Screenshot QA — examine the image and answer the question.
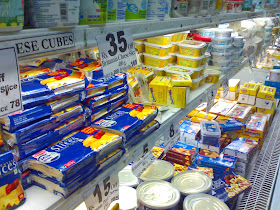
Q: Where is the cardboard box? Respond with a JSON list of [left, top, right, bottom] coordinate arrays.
[[149, 76, 170, 105], [225, 104, 253, 123], [167, 83, 187, 108], [257, 100, 276, 115]]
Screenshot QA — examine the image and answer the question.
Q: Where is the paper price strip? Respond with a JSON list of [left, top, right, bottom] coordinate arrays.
[[164, 123, 180, 151], [206, 89, 217, 113], [222, 78, 229, 98], [0, 46, 22, 117], [132, 142, 156, 177], [84, 173, 119, 210], [96, 28, 137, 78]]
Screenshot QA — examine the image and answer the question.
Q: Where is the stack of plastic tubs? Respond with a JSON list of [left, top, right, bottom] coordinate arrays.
[[264, 26, 273, 44], [231, 36, 245, 68]]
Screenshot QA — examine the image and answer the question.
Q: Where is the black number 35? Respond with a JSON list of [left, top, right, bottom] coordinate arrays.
[[106, 31, 128, 56]]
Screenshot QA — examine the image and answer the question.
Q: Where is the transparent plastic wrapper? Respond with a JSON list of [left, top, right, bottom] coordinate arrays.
[[128, 76, 145, 103]]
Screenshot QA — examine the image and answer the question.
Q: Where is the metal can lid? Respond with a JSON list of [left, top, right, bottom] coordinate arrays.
[[171, 171, 213, 196], [136, 180, 180, 209], [140, 160, 175, 181], [183, 193, 229, 210], [118, 165, 139, 187]]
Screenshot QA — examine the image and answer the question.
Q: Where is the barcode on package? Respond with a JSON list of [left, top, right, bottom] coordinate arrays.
[[60, 3, 68, 21]]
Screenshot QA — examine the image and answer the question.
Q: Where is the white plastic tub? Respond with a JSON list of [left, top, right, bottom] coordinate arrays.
[[214, 29, 233, 38], [212, 44, 232, 54], [212, 37, 232, 46], [107, 0, 127, 22]]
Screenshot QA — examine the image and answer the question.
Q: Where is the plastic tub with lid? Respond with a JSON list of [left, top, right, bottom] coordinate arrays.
[[170, 42, 179, 53], [140, 160, 175, 181], [198, 28, 215, 37], [212, 44, 232, 54], [211, 52, 232, 60], [26, 0, 80, 28], [165, 65, 194, 78], [212, 58, 231, 68], [214, 29, 233, 38], [205, 69, 221, 83], [143, 53, 170, 68], [147, 34, 173, 45], [175, 65, 205, 79], [183, 193, 229, 210], [212, 37, 232, 46], [118, 165, 139, 188], [199, 74, 208, 86], [171, 33, 182, 42], [178, 31, 189, 41], [135, 40, 145, 53], [168, 53, 177, 64], [191, 77, 203, 90], [200, 120, 221, 145], [176, 54, 204, 68], [178, 40, 207, 57], [144, 42, 172, 57], [171, 171, 213, 197], [136, 180, 181, 210], [202, 54, 211, 65]]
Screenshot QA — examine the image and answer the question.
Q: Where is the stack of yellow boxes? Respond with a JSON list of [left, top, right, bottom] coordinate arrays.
[[238, 83, 260, 105], [255, 85, 276, 110], [218, 79, 240, 101]]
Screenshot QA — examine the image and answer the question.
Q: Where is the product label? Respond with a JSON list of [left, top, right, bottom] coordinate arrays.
[[96, 28, 137, 78], [0, 46, 22, 117], [164, 123, 180, 151], [126, 0, 148, 20], [80, 0, 108, 24], [0, 0, 24, 26]]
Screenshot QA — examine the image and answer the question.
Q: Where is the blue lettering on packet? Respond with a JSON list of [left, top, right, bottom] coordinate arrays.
[[28, 127, 123, 182]]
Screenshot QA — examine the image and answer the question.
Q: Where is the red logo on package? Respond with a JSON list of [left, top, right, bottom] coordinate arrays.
[[64, 160, 76, 168], [33, 150, 47, 158], [81, 127, 98, 134]]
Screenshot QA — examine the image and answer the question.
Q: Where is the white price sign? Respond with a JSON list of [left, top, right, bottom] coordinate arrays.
[[206, 89, 217, 113], [84, 173, 119, 210], [222, 78, 229, 98], [164, 123, 180, 151], [96, 29, 137, 78], [132, 142, 156, 177], [0, 46, 22, 117]]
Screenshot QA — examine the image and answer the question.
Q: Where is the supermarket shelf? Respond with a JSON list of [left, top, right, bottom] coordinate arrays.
[[0, 10, 277, 61]]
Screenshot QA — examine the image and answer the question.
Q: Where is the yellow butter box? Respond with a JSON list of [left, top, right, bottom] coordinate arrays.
[[239, 83, 259, 95], [149, 76, 170, 105], [257, 85, 276, 100], [220, 79, 240, 92], [167, 82, 187, 108], [171, 75, 192, 87], [257, 100, 276, 115], [195, 111, 217, 120], [187, 110, 198, 118]]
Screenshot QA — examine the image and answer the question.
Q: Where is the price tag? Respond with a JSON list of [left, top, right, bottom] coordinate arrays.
[[206, 89, 217, 113], [84, 172, 119, 210], [164, 123, 180, 151], [132, 143, 156, 177], [0, 46, 22, 117], [96, 29, 137, 78], [222, 78, 229, 98]]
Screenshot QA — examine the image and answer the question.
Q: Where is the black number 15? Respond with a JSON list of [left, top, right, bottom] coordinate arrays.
[[106, 31, 128, 56]]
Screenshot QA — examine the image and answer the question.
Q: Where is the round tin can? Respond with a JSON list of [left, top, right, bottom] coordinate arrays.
[[136, 180, 180, 210], [183, 193, 230, 210], [118, 165, 139, 188], [140, 160, 175, 181], [171, 171, 213, 196]]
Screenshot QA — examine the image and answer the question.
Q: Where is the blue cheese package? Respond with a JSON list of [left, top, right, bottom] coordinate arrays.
[[92, 104, 158, 140], [31, 149, 124, 198], [2, 105, 84, 146], [84, 85, 129, 111], [12, 116, 86, 160], [88, 95, 128, 124], [215, 116, 246, 132], [28, 126, 123, 182], [0, 94, 84, 133], [21, 170, 33, 190], [21, 69, 87, 102], [86, 73, 127, 99], [0, 151, 25, 209], [124, 120, 160, 148]]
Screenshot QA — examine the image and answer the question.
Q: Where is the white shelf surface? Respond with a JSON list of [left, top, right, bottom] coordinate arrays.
[[0, 10, 277, 61]]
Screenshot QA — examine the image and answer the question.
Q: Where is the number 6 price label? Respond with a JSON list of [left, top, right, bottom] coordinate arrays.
[[96, 29, 137, 78], [84, 172, 119, 210], [0, 46, 22, 117]]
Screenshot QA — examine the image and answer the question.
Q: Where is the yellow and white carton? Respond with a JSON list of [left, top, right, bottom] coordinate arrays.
[[219, 79, 240, 101], [255, 85, 276, 109], [149, 76, 170, 105], [257, 100, 276, 115], [238, 83, 260, 105], [167, 82, 189, 108]]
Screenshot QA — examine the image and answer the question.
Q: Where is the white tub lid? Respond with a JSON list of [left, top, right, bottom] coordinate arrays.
[[176, 53, 204, 60], [212, 44, 232, 49], [119, 186, 138, 210], [171, 171, 212, 196], [140, 160, 175, 181], [212, 37, 232, 41], [183, 193, 230, 210], [178, 40, 207, 49], [205, 69, 221, 75], [118, 165, 139, 187], [143, 52, 171, 60], [211, 52, 232, 56], [136, 180, 180, 209], [214, 28, 233, 34], [144, 42, 172, 48]]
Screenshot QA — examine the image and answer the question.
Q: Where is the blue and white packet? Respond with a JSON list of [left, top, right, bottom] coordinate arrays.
[[0, 151, 25, 208], [215, 117, 246, 132], [27, 126, 123, 182], [1, 94, 84, 133]]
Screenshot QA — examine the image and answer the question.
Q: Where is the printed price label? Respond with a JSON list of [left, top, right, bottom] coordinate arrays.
[[222, 78, 229, 98], [206, 89, 217, 113], [96, 29, 137, 78], [164, 123, 180, 151], [0, 46, 22, 117], [132, 142, 156, 177], [84, 173, 119, 210]]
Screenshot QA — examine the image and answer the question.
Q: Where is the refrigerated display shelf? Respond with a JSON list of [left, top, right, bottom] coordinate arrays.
[[0, 10, 278, 61]]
